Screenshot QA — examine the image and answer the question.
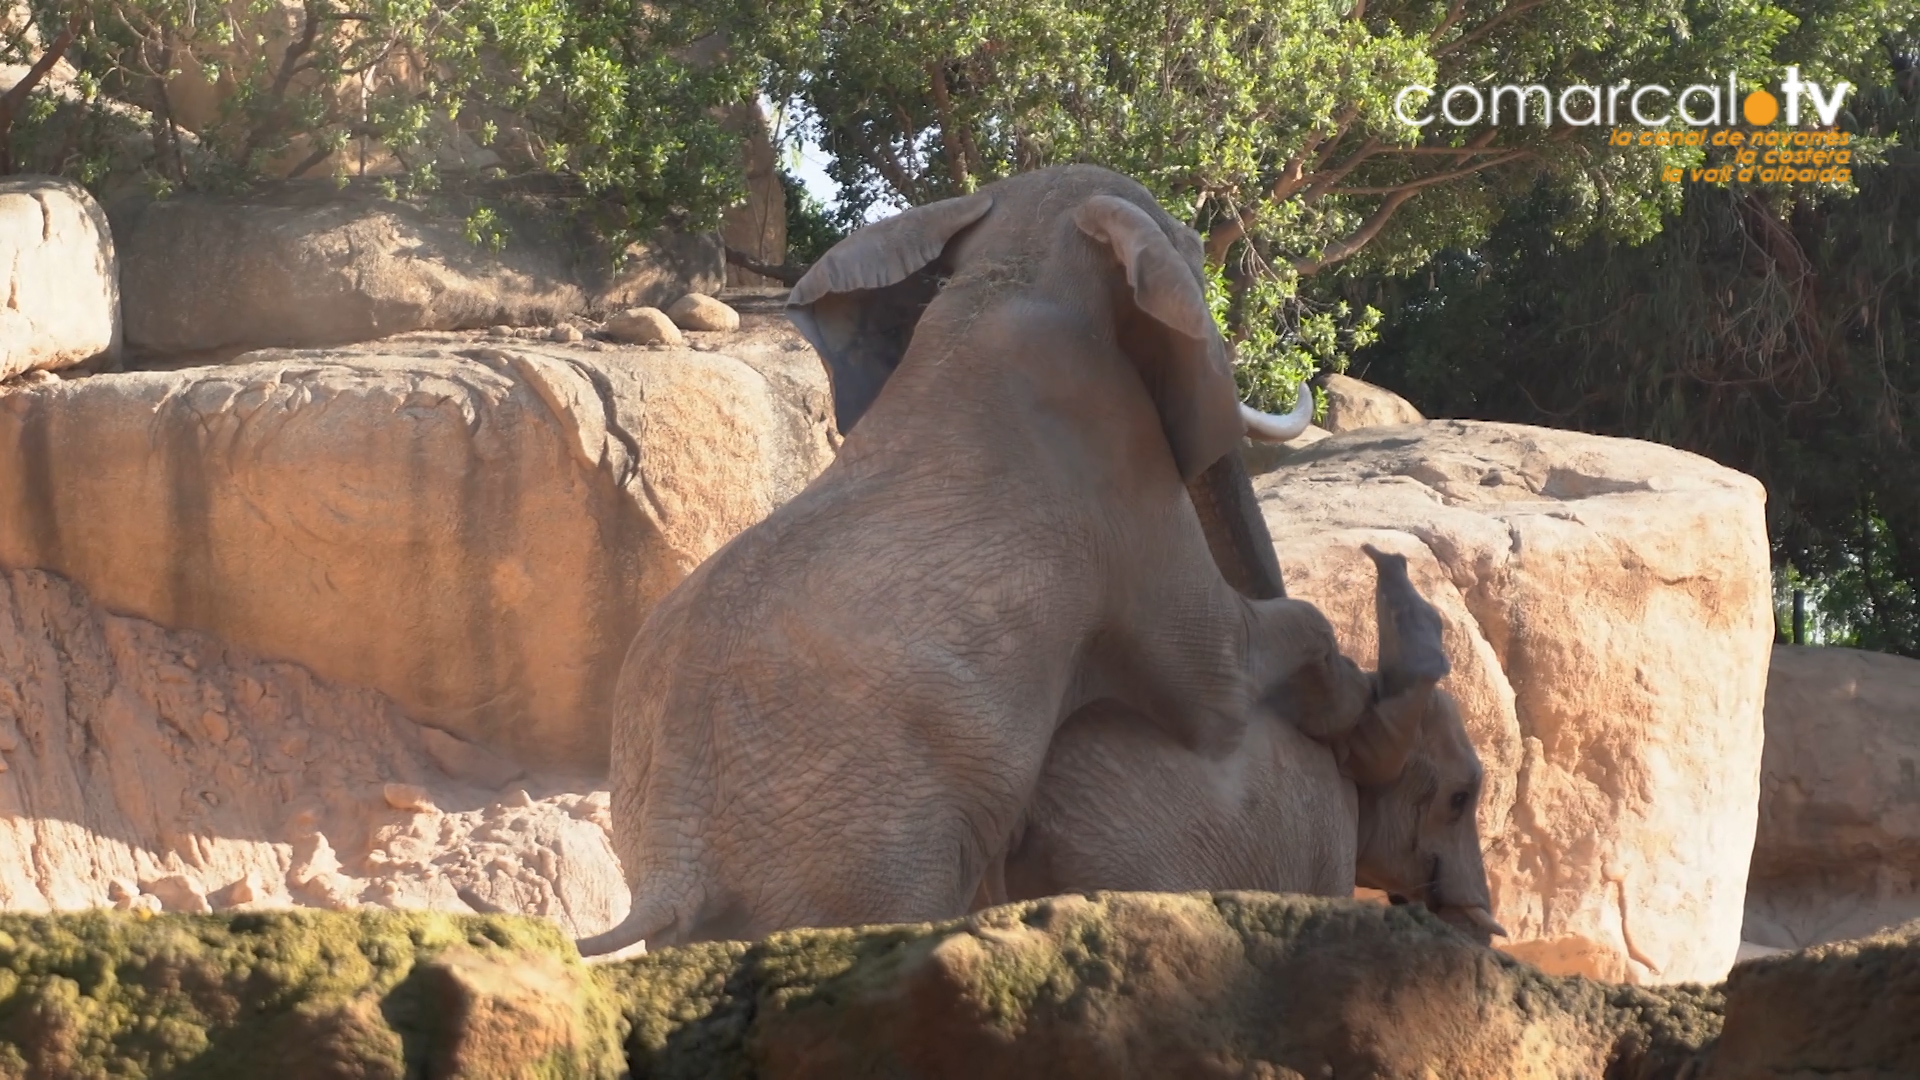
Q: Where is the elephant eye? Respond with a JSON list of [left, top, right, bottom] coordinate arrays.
[[1449, 790, 1471, 814]]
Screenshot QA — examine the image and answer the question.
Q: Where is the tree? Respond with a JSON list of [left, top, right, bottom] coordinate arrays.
[[705, 0, 1837, 410], [1344, 31, 1920, 654], [3, 0, 760, 246]]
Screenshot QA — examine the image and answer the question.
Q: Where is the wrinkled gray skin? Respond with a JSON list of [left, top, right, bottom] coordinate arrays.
[[988, 546, 1505, 943], [580, 165, 1399, 955]]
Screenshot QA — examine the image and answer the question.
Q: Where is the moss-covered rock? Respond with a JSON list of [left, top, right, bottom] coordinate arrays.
[[1701, 917, 1920, 1078], [0, 909, 622, 1079], [0, 893, 1910, 1079], [605, 892, 1722, 1080]]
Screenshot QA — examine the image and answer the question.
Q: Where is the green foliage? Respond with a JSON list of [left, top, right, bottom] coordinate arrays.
[[724, 0, 1863, 405], [3, 0, 756, 245], [1347, 33, 1920, 656], [779, 165, 846, 267], [1205, 262, 1379, 412], [0, 909, 616, 1078], [463, 205, 508, 252]]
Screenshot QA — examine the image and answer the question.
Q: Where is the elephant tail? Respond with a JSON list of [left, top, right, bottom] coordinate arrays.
[[574, 891, 682, 959]]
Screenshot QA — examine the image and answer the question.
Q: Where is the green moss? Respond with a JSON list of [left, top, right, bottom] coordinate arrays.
[[0, 910, 608, 1079], [0, 895, 1821, 1079]]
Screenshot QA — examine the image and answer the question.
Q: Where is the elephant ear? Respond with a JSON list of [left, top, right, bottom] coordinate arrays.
[[1340, 544, 1451, 787], [1073, 194, 1244, 481], [787, 192, 995, 434]]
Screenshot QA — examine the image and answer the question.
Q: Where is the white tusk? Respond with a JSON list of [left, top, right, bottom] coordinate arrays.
[[1240, 379, 1316, 443], [1462, 906, 1509, 938]]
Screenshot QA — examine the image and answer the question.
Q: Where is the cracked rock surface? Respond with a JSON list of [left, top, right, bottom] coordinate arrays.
[[0, 565, 628, 935], [1257, 421, 1774, 985]]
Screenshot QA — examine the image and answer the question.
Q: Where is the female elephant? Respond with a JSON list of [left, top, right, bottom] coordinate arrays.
[[580, 165, 1394, 955], [989, 545, 1506, 943]]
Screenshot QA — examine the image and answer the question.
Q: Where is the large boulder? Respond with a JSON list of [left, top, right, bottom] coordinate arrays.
[[109, 186, 724, 356], [0, 329, 835, 773], [1258, 421, 1775, 984], [1744, 645, 1920, 950], [1317, 372, 1423, 432], [0, 177, 119, 381], [0, 565, 627, 934]]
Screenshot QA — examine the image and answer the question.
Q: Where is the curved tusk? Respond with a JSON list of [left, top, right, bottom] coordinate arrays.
[[1462, 906, 1509, 939], [1240, 379, 1316, 444]]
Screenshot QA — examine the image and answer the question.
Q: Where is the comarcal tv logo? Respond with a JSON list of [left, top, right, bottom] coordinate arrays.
[[1394, 68, 1855, 184]]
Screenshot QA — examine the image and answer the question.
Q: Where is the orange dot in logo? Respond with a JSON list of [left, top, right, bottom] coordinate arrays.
[[1743, 90, 1779, 125]]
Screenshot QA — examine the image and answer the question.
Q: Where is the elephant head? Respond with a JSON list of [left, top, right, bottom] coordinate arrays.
[[1346, 544, 1506, 944], [785, 165, 1316, 601]]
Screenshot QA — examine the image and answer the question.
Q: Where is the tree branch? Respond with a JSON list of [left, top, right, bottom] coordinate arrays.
[[239, 0, 324, 164], [285, 142, 336, 178], [1299, 136, 1381, 203], [0, 7, 81, 173], [1292, 188, 1417, 276], [1205, 205, 1257, 263], [1327, 148, 1529, 195], [836, 121, 920, 203], [1429, 0, 1468, 44], [926, 60, 968, 190], [1436, 0, 1548, 58], [725, 245, 806, 286]]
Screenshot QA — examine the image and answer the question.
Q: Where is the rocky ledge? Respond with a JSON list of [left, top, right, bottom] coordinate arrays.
[[0, 891, 1911, 1079]]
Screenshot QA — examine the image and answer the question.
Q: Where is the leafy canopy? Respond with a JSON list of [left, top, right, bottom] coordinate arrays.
[[1344, 25, 1920, 654], [718, 0, 1838, 409], [4, 0, 761, 247]]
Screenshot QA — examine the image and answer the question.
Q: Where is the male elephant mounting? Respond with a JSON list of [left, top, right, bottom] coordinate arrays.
[[580, 164, 1378, 956], [991, 545, 1505, 943]]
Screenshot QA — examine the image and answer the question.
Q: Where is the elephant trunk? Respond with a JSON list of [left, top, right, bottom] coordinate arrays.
[[1432, 821, 1505, 945], [1184, 450, 1288, 599], [1240, 380, 1316, 443]]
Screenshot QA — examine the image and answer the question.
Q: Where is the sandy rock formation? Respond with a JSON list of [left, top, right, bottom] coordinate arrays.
[[1318, 372, 1424, 432], [1745, 645, 1920, 949], [721, 101, 790, 288], [0, 178, 120, 382], [0, 320, 835, 773], [605, 306, 685, 345], [109, 187, 723, 356], [1259, 421, 1774, 985], [0, 566, 628, 936]]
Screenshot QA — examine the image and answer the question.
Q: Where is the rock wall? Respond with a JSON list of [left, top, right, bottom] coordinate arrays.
[[1259, 421, 1775, 984], [722, 102, 790, 288], [1745, 644, 1920, 949], [0, 327, 835, 773], [109, 189, 725, 356], [0, 566, 626, 936]]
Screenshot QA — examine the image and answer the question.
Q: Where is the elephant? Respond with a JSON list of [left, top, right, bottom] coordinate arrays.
[[578, 164, 1388, 955], [987, 545, 1507, 943]]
